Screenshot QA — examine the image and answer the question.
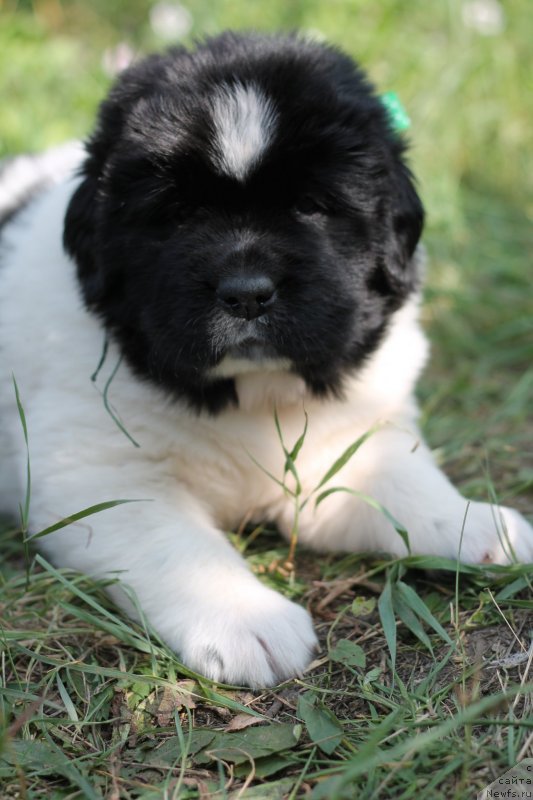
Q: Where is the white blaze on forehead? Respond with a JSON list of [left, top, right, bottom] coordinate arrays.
[[211, 83, 278, 181]]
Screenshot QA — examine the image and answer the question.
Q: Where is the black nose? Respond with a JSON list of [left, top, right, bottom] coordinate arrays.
[[216, 275, 276, 320]]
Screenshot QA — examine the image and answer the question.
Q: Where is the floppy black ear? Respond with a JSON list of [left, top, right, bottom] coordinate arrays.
[[63, 77, 132, 306], [64, 52, 175, 304], [382, 156, 424, 296]]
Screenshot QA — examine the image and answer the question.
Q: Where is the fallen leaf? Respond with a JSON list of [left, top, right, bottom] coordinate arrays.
[[226, 713, 264, 732], [329, 639, 366, 669], [297, 692, 344, 755], [142, 730, 216, 766], [194, 722, 301, 766], [229, 777, 296, 798], [235, 753, 294, 779]]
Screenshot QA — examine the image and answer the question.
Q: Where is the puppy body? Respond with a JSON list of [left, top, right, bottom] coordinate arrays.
[[1, 33, 531, 686]]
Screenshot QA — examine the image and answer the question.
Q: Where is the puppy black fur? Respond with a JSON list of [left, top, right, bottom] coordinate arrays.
[[64, 31, 424, 413]]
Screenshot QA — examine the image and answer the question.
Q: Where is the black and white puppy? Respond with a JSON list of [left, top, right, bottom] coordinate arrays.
[[0, 32, 531, 687]]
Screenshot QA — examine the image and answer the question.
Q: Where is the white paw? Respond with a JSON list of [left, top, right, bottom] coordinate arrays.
[[452, 502, 533, 565], [161, 583, 318, 688]]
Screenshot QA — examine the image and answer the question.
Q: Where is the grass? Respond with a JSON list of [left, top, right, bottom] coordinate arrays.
[[1, 0, 532, 797]]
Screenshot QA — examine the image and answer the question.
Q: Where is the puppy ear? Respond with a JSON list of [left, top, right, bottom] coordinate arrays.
[[382, 156, 424, 296], [64, 53, 180, 305], [63, 75, 133, 305]]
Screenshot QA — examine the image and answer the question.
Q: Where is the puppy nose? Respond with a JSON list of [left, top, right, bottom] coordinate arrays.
[[216, 275, 276, 320]]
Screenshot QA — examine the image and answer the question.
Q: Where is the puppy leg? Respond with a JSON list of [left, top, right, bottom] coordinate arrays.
[[28, 464, 317, 687], [293, 427, 533, 564]]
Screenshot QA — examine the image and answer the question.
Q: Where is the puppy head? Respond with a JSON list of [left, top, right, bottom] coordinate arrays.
[[64, 32, 424, 412]]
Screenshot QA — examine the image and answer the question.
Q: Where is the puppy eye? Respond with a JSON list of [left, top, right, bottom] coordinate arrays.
[[294, 196, 325, 216]]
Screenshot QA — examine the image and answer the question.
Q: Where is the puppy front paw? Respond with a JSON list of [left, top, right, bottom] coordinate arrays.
[[454, 502, 533, 565], [162, 584, 319, 688]]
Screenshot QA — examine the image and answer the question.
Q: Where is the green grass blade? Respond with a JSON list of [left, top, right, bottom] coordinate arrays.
[[273, 407, 290, 461], [311, 685, 533, 797], [31, 499, 149, 540], [313, 424, 381, 492], [274, 407, 305, 494], [396, 580, 454, 645], [12, 375, 31, 530], [314, 486, 411, 553], [56, 672, 79, 723], [245, 448, 294, 495], [378, 578, 397, 671], [288, 410, 308, 463], [90, 334, 109, 383], [392, 590, 433, 653], [100, 354, 141, 448]]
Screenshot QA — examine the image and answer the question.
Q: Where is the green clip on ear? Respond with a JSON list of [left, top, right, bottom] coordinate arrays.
[[380, 91, 411, 133]]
